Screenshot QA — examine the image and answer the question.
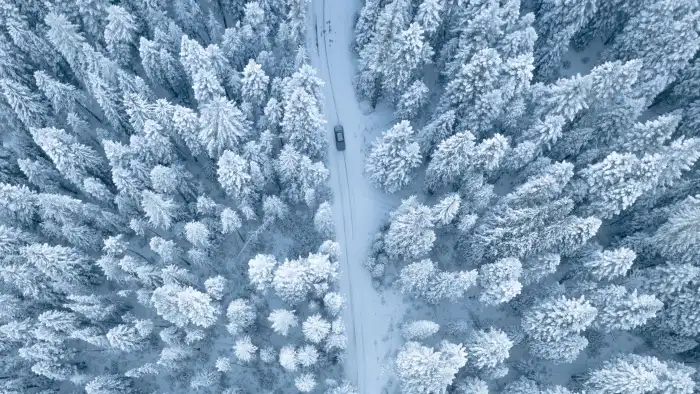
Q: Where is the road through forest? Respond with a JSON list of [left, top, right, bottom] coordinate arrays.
[[305, 0, 408, 392]]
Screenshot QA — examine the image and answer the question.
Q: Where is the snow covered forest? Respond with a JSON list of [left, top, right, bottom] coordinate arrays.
[[0, 0, 358, 393], [3, 0, 700, 392], [356, 0, 700, 393]]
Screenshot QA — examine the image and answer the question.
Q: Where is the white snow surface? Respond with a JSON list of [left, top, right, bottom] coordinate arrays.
[[306, 1, 410, 392]]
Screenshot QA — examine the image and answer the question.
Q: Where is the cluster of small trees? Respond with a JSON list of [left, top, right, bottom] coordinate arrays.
[[357, 0, 700, 393], [0, 0, 357, 393]]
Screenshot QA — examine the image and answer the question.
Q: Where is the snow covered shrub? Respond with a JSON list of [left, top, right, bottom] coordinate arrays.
[[248, 254, 277, 294], [260, 346, 277, 363], [319, 240, 341, 262], [588, 285, 662, 332], [365, 121, 422, 193], [521, 253, 561, 285], [297, 344, 320, 367], [522, 296, 597, 342], [501, 377, 541, 394], [398, 259, 477, 304], [106, 323, 151, 353], [455, 377, 489, 394], [271, 252, 338, 304], [215, 357, 232, 373], [204, 276, 227, 300], [323, 292, 345, 316], [295, 373, 317, 392], [529, 335, 588, 363], [226, 298, 256, 335], [326, 382, 359, 394], [396, 80, 429, 120], [233, 336, 258, 362], [401, 320, 440, 340], [477, 258, 523, 305], [385, 196, 436, 261], [314, 201, 335, 237], [465, 328, 513, 369], [85, 375, 137, 394], [395, 341, 467, 394], [279, 345, 299, 372], [302, 314, 331, 344], [583, 247, 636, 281], [151, 285, 220, 328]]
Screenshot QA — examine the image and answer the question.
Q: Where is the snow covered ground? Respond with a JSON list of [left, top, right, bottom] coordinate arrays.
[[305, 0, 410, 392]]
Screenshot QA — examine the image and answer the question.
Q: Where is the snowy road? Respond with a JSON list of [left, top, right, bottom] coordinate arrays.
[[305, 0, 408, 392]]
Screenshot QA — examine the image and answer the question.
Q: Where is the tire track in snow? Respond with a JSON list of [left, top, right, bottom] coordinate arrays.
[[321, 0, 340, 120], [334, 154, 361, 388], [338, 154, 364, 391], [341, 156, 356, 237]]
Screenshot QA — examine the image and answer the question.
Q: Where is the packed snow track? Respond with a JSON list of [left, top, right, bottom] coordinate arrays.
[[306, 0, 409, 392]]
